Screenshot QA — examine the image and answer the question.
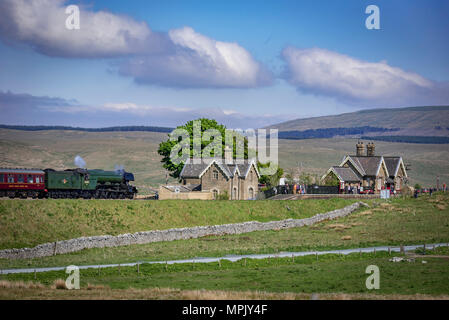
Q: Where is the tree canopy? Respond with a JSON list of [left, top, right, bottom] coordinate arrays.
[[158, 118, 251, 179]]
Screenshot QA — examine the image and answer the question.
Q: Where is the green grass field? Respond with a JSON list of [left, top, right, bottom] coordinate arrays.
[[1, 194, 448, 299], [1, 193, 448, 271], [0, 197, 356, 250], [2, 250, 449, 298]]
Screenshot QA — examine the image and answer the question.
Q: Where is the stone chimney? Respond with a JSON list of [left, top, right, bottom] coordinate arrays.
[[224, 145, 233, 164], [356, 141, 365, 156], [366, 142, 375, 156]]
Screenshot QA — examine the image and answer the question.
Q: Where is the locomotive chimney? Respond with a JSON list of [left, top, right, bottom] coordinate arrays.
[[366, 142, 375, 157], [356, 141, 365, 156]]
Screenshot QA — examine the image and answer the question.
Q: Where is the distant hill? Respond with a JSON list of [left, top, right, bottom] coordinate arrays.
[[0, 125, 173, 133], [267, 106, 449, 137]]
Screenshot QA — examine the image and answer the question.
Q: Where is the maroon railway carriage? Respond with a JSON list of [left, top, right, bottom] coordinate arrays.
[[0, 168, 46, 198]]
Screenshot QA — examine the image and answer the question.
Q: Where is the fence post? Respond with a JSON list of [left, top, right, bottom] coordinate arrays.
[[118, 264, 120, 275], [137, 263, 140, 275], [34, 269, 36, 280]]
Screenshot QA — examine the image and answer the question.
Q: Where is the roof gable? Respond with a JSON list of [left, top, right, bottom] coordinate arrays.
[[384, 157, 407, 178], [339, 156, 365, 176], [180, 158, 259, 180], [330, 166, 361, 182]]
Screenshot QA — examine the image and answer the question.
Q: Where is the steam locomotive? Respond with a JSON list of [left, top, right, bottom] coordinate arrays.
[[0, 167, 138, 199]]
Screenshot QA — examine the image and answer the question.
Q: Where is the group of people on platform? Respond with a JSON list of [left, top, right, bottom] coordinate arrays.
[[342, 184, 366, 194]]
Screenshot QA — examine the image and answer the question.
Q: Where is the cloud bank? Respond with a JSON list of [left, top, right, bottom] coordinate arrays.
[[0, 0, 157, 58], [0, 91, 286, 128], [0, 1, 447, 107], [0, 0, 272, 88], [119, 27, 272, 88], [282, 47, 449, 106]]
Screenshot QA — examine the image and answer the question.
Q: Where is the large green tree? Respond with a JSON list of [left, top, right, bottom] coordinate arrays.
[[158, 118, 251, 179]]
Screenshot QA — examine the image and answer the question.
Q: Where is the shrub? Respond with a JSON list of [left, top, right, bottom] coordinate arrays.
[[217, 191, 229, 200]]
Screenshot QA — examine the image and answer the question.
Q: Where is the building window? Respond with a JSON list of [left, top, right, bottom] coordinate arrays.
[[249, 187, 254, 199], [212, 189, 218, 199], [232, 187, 237, 200], [213, 170, 219, 180], [8, 174, 14, 183]]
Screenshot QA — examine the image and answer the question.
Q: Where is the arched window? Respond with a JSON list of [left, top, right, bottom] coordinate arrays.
[[212, 189, 218, 199], [248, 187, 254, 199], [213, 170, 219, 180], [232, 187, 237, 200]]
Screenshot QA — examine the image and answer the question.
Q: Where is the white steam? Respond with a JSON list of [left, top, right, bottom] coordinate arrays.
[[74, 155, 86, 168]]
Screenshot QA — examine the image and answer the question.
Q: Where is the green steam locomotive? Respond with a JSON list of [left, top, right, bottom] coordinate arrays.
[[44, 168, 138, 199], [0, 167, 138, 199]]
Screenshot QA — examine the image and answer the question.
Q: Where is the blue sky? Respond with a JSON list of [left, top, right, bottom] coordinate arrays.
[[0, 0, 448, 128]]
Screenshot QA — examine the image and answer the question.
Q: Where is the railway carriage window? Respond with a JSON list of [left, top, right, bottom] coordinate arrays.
[[27, 175, 33, 183], [0, 174, 3, 183], [36, 176, 40, 183], [18, 174, 24, 183], [8, 174, 14, 183]]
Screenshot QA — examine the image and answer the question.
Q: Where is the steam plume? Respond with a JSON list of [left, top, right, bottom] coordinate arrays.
[[74, 155, 86, 168]]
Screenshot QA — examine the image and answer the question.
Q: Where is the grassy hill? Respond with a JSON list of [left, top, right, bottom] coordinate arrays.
[[0, 198, 355, 250], [267, 106, 449, 137], [1, 129, 448, 188]]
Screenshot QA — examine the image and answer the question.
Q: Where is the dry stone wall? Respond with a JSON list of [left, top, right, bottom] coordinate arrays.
[[0, 202, 367, 260]]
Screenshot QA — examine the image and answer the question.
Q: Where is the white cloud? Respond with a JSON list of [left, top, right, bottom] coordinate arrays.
[[119, 27, 273, 88], [281, 47, 449, 105], [0, 1, 272, 88], [0, 0, 156, 57]]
